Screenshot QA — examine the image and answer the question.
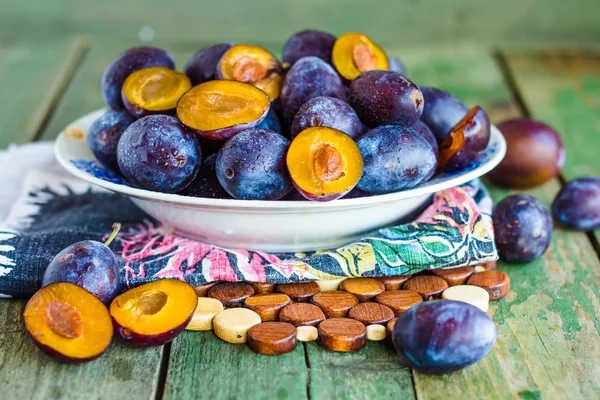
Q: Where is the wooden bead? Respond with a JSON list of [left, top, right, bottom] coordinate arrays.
[[247, 322, 298, 355], [431, 266, 474, 286], [310, 291, 358, 318], [348, 302, 395, 325], [279, 303, 326, 327], [467, 270, 510, 301], [208, 282, 254, 307], [366, 324, 386, 341], [386, 317, 397, 348], [375, 290, 423, 316], [296, 326, 319, 342], [213, 308, 261, 344], [442, 285, 490, 312], [185, 297, 224, 331], [403, 275, 448, 299], [375, 275, 411, 291], [244, 293, 291, 321], [193, 281, 220, 297], [249, 282, 275, 295], [318, 318, 366, 352], [315, 278, 346, 291], [276, 281, 320, 302], [474, 261, 497, 273], [339, 278, 385, 301]]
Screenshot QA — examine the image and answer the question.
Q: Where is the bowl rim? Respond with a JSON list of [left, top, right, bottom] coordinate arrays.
[[55, 109, 506, 210]]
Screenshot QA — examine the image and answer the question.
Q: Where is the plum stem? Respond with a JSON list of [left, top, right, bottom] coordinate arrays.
[[104, 223, 121, 247]]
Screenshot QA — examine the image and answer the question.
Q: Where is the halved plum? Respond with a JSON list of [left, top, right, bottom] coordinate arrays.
[[332, 32, 388, 81], [110, 279, 197, 347], [287, 126, 363, 201], [216, 44, 283, 101], [121, 67, 191, 118], [185, 43, 234, 86], [23, 282, 113, 363], [176, 80, 271, 141]]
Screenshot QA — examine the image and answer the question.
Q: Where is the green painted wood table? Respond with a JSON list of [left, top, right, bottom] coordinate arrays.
[[0, 38, 599, 400]]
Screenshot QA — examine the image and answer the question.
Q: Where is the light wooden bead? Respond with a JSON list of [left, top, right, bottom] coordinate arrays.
[[375, 275, 411, 291], [244, 293, 291, 321], [296, 326, 319, 342], [318, 318, 366, 352], [213, 308, 261, 344], [247, 322, 298, 355], [185, 297, 224, 331], [310, 291, 358, 318], [442, 285, 490, 312], [340, 278, 385, 301], [366, 324, 386, 341], [276, 281, 320, 302], [315, 278, 347, 291]]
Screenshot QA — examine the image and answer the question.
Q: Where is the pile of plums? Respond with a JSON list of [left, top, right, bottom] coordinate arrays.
[[88, 30, 492, 202]]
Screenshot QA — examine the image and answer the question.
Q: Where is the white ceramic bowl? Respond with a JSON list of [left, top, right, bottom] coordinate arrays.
[[55, 109, 505, 252]]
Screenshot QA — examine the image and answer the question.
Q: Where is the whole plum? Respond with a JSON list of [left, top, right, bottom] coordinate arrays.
[[420, 87, 468, 142], [102, 47, 175, 109], [493, 194, 553, 263], [282, 30, 336, 66], [413, 121, 439, 158], [357, 125, 436, 194], [291, 96, 362, 139], [348, 70, 423, 128], [280, 56, 346, 127], [388, 56, 406, 75], [87, 109, 136, 173], [179, 154, 231, 199], [257, 107, 283, 135], [117, 115, 201, 193], [393, 300, 497, 375], [552, 177, 600, 230], [488, 118, 565, 188], [216, 129, 293, 200], [184, 43, 233, 86]]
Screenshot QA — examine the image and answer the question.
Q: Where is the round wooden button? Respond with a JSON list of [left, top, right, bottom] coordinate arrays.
[[208, 282, 254, 307], [249, 282, 275, 295], [193, 281, 220, 297], [366, 324, 386, 341], [403, 276, 448, 299], [297, 326, 319, 342], [386, 317, 397, 348], [213, 308, 261, 344], [467, 270, 510, 301], [474, 261, 497, 273], [339, 278, 385, 301], [348, 302, 395, 325], [318, 318, 366, 352], [185, 297, 224, 331], [431, 266, 474, 286], [276, 281, 320, 302], [375, 290, 423, 316], [310, 291, 358, 318], [279, 303, 326, 327], [247, 322, 298, 355], [244, 293, 291, 321], [315, 278, 346, 291], [376, 275, 411, 291], [442, 285, 490, 312]]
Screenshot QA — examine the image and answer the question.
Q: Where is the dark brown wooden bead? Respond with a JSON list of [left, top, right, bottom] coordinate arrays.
[[339, 278, 385, 302], [474, 260, 497, 273], [247, 322, 298, 355], [208, 282, 254, 307], [193, 281, 220, 297], [375, 275, 411, 291], [348, 302, 395, 325], [431, 266, 474, 286], [318, 318, 366, 352], [375, 290, 423, 316], [310, 291, 358, 318], [275, 281, 320, 302], [279, 303, 326, 327], [244, 294, 291, 321], [386, 317, 397, 348], [403, 275, 448, 299], [467, 270, 510, 301], [249, 282, 276, 295]]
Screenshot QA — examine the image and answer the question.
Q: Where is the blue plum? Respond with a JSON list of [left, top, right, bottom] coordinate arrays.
[[552, 177, 600, 231], [256, 107, 283, 135], [420, 87, 468, 142], [291, 96, 362, 139], [179, 154, 231, 199], [413, 120, 439, 158], [117, 115, 201, 193], [184, 43, 233, 86], [282, 30, 336, 66], [493, 194, 553, 263], [357, 125, 437, 194], [393, 300, 497, 375], [388, 56, 406, 75], [87, 109, 136, 173], [216, 129, 293, 200]]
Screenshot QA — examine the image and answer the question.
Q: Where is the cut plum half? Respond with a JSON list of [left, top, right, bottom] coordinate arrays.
[[23, 282, 113, 363], [332, 32, 388, 81], [110, 279, 197, 347]]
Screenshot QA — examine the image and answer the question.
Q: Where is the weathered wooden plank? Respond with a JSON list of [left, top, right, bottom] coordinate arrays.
[[0, 38, 86, 148], [0, 299, 164, 400], [164, 331, 309, 400]]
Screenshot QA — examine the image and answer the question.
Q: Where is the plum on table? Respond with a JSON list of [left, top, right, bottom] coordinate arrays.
[[552, 177, 600, 231]]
